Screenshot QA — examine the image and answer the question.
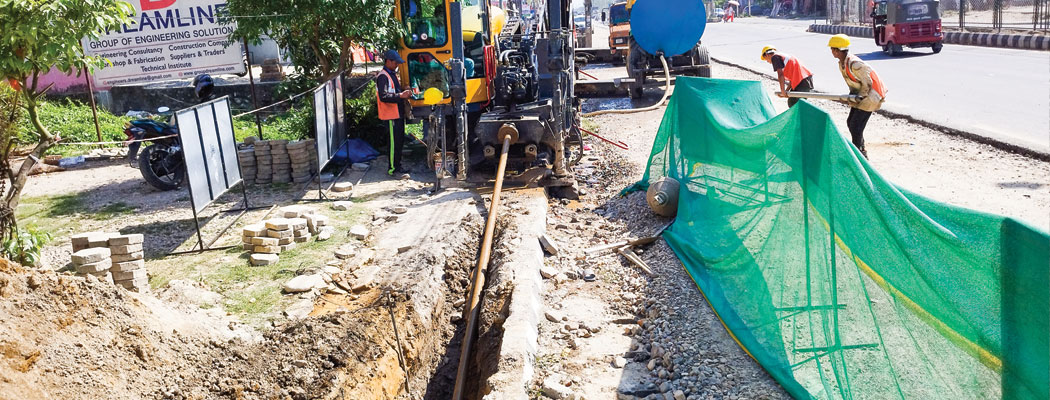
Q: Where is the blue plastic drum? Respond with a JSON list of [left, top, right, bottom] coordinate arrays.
[[630, 0, 707, 56]]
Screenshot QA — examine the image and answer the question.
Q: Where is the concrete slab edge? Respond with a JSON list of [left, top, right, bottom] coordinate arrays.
[[808, 23, 1050, 51], [711, 56, 1050, 162], [483, 193, 549, 399]]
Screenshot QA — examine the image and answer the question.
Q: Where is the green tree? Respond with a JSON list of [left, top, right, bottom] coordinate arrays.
[[0, 0, 133, 242], [224, 0, 402, 80]]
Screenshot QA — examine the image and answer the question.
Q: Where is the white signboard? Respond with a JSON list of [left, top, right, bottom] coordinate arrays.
[[82, 0, 245, 88], [175, 96, 241, 213]]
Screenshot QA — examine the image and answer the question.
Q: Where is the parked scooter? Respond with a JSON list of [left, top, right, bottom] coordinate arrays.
[[124, 74, 214, 191]]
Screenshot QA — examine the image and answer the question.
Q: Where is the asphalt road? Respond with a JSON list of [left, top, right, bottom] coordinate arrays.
[[700, 18, 1050, 154]]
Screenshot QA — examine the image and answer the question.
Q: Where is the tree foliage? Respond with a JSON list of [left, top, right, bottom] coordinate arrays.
[[0, 0, 133, 244], [224, 0, 402, 80]]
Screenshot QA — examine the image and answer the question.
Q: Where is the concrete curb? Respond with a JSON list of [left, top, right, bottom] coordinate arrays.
[[482, 190, 548, 399], [809, 23, 1050, 51], [712, 56, 1050, 161]]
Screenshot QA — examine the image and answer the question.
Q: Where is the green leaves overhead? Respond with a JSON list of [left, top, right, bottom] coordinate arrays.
[[0, 0, 134, 81], [224, 0, 402, 79]]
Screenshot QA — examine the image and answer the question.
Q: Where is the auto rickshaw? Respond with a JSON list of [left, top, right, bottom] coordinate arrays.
[[872, 0, 943, 55]]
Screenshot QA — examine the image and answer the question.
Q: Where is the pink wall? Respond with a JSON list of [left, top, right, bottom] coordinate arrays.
[[33, 67, 90, 94]]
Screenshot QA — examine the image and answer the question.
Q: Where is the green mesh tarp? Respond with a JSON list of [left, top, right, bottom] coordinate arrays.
[[628, 77, 1049, 399]]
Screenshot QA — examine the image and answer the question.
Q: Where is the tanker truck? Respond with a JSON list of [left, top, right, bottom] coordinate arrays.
[[623, 0, 711, 98]]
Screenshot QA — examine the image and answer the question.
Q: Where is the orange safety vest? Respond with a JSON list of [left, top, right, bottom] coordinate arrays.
[[778, 53, 813, 90], [843, 55, 887, 98], [375, 68, 401, 121]]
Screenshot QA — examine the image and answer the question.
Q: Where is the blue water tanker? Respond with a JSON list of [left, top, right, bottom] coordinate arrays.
[[622, 0, 711, 99]]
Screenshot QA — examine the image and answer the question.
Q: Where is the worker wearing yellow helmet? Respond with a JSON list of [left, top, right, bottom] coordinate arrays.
[[828, 34, 887, 159], [760, 45, 814, 108]]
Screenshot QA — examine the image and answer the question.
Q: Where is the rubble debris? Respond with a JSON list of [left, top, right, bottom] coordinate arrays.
[[282, 274, 326, 293], [348, 225, 369, 240], [332, 182, 354, 193], [332, 201, 353, 211], [538, 234, 560, 256]]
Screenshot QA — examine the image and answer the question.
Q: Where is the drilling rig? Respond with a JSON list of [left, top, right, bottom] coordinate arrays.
[[392, 0, 582, 197]]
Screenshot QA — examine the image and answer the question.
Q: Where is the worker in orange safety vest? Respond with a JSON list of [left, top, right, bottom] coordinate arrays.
[[828, 34, 887, 159], [376, 49, 413, 179], [760, 45, 814, 108]]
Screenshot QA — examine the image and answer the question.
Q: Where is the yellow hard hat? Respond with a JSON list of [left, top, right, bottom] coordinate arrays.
[[422, 87, 444, 105], [828, 34, 851, 49], [760, 45, 776, 60]]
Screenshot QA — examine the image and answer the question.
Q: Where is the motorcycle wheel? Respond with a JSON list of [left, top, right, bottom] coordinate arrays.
[[139, 144, 185, 191]]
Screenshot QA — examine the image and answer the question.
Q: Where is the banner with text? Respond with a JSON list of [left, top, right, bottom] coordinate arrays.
[[82, 0, 245, 89]]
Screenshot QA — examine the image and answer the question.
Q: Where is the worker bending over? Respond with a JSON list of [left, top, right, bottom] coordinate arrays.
[[828, 34, 887, 158], [376, 50, 413, 179], [760, 46, 814, 108]]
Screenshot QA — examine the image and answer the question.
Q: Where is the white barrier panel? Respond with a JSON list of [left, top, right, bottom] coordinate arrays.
[[176, 96, 242, 213], [313, 74, 346, 171]]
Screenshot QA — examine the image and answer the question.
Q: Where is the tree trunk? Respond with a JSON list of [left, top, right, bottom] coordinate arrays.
[[5, 91, 56, 236], [338, 37, 355, 73]]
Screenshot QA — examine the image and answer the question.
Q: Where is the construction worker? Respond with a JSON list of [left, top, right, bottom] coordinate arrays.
[[376, 49, 413, 179], [760, 46, 814, 108], [828, 34, 887, 158]]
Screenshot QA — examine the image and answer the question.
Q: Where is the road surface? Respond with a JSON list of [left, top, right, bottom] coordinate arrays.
[[700, 18, 1050, 154]]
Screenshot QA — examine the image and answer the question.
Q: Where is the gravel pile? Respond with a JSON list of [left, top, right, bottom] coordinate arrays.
[[530, 137, 789, 399]]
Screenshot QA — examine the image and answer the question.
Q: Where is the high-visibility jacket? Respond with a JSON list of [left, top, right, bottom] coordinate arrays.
[[839, 54, 887, 112], [375, 68, 403, 121], [776, 53, 813, 90]]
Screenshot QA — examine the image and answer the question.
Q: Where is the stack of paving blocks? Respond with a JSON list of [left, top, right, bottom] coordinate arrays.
[[287, 140, 314, 184], [260, 58, 285, 82], [253, 140, 273, 185], [238, 148, 257, 184], [72, 246, 113, 283], [241, 206, 330, 266], [270, 140, 292, 183], [70, 232, 147, 291], [109, 234, 147, 292]]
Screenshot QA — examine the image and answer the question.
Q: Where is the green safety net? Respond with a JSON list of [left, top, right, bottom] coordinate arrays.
[[626, 77, 1049, 399]]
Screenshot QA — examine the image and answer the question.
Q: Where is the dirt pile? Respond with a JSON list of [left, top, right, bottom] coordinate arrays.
[[0, 210, 483, 400]]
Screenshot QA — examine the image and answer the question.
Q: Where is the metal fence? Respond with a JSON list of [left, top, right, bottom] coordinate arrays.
[[827, 0, 1050, 31]]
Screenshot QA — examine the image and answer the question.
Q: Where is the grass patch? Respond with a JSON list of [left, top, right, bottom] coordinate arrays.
[[93, 202, 137, 220], [146, 201, 369, 323], [16, 195, 139, 241]]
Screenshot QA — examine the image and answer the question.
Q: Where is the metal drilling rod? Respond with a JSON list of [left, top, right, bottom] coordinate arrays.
[[452, 134, 512, 400]]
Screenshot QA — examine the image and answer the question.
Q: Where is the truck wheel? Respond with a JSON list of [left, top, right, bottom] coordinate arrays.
[[932, 42, 943, 53], [887, 42, 899, 56], [694, 44, 711, 77]]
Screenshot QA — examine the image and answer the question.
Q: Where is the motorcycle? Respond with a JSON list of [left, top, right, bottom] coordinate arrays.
[[124, 106, 185, 191]]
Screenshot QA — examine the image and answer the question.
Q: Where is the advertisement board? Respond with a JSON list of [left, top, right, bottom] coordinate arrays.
[[175, 96, 242, 213], [82, 0, 245, 88]]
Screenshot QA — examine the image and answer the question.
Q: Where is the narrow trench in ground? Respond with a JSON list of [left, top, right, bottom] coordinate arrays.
[[421, 217, 514, 400]]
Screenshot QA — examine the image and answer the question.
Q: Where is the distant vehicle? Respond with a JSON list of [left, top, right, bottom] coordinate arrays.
[[872, 0, 943, 55], [574, 14, 587, 29], [608, 1, 632, 50], [712, 7, 726, 20]]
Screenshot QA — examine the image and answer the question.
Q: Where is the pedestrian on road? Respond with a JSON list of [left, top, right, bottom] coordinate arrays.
[[828, 34, 887, 158], [760, 46, 814, 108], [376, 49, 413, 179]]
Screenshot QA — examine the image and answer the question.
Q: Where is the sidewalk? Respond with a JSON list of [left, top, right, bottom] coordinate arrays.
[[809, 23, 1050, 51]]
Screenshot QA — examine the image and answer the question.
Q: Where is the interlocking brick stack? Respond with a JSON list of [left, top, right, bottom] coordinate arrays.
[[71, 231, 117, 253], [237, 148, 256, 184], [287, 140, 313, 184], [71, 247, 113, 283], [253, 140, 273, 185], [108, 234, 148, 292], [241, 207, 333, 265], [270, 139, 292, 183]]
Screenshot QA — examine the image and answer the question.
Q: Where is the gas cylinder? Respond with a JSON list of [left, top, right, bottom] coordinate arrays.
[[646, 177, 680, 217]]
